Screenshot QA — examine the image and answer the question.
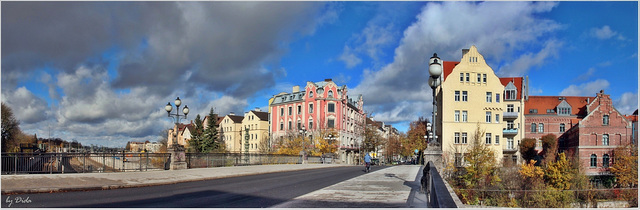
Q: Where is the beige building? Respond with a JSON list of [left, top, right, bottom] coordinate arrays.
[[168, 123, 193, 147], [437, 46, 527, 166], [219, 109, 269, 153]]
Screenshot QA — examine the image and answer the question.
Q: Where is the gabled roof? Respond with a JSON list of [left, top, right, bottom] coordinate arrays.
[[225, 115, 244, 123], [499, 77, 524, 100], [525, 96, 595, 116], [251, 110, 269, 121]]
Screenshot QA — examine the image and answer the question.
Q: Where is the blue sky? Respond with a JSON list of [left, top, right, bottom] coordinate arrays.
[[2, 1, 637, 148]]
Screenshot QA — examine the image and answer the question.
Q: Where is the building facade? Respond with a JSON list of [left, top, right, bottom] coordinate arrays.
[[269, 79, 365, 164], [240, 110, 270, 154], [219, 114, 245, 153], [437, 46, 527, 166]]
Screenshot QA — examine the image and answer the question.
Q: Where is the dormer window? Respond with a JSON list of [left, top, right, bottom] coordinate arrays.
[[504, 82, 517, 100], [557, 100, 572, 116], [328, 90, 334, 98], [309, 91, 314, 98]]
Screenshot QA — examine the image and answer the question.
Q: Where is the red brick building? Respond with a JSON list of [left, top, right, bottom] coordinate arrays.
[[525, 90, 633, 177]]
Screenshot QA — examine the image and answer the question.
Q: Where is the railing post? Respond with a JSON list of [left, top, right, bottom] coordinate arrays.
[[14, 155, 17, 175], [83, 153, 86, 173]]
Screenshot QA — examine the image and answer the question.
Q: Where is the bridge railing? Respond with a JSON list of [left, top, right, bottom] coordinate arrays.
[[185, 153, 323, 168], [421, 161, 465, 208], [1, 152, 170, 174]]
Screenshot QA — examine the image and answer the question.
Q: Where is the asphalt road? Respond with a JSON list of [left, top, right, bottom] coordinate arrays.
[[1, 165, 388, 208]]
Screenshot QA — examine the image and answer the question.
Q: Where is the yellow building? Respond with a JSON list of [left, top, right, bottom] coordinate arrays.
[[219, 109, 270, 153], [437, 46, 527, 166], [241, 110, 270, 153]]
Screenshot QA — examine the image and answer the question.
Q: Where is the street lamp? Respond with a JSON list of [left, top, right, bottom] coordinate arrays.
[[428, 53, 442, 145], [299, 125, 308, 163], [165, 97, 189, 149]]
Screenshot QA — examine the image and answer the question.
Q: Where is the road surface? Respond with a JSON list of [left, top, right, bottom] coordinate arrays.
[[2, 165, 387, 208]]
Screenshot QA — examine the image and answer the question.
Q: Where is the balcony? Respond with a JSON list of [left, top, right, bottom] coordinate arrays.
[[502, 112, 518, 119], [503, 128, 518, 136], [503, 145, 518, 153]]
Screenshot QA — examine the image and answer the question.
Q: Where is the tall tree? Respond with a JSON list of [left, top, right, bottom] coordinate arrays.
[[406, 117, 429, 162], [519, 138, 538, 163], [610, 144, 638, 188], [188, 114, 205, 153], [202, 107, 224, 153], [1, 103, 21, 152], [363, 124, 383, 153], [540, 134, 557, 165]]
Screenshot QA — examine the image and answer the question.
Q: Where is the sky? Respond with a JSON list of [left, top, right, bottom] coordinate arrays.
[[1, 1, 638, 148]]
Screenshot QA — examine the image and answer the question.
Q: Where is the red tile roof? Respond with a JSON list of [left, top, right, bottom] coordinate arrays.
[[499, 77, 524, 100], [625, 115, 638, 122], [525, 96, 595, 116], [442, 61, 460, 81]]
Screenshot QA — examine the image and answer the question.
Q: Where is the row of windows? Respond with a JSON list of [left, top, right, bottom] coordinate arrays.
[[453, 91, 505, 103], [453, 111, 501, 123], [530, 123, 567, 133], [279, 119, 334, 131], [453, 132, 509, 145], [590, 154, 610, 168], [458, 72, 487, 83], [279, 103, 335, 117]]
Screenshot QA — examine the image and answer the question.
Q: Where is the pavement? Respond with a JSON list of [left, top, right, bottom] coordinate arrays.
[[1, 164, 427, 208]]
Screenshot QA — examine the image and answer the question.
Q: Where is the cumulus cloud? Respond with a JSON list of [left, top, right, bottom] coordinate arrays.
[[351, 1, 561, 123], [590, 25, 626, 40], [339, 46, 362, 68], [559, 79, 610, 96], [614, 92, 638, 115], [1, 87, 49, 124]]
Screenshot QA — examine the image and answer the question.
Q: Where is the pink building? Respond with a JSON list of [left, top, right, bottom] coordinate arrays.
[[269, 79, 365, 164]]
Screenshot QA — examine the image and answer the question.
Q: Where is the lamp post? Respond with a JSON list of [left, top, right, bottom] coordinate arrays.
[[428, 53, 442, 145], [299, 125, 307, 164], [164, 97, 189, 170]]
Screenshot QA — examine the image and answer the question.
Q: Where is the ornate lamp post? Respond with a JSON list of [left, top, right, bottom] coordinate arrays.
[[164, 97, 189, 170], [299, 125, 308, 164], [428, 53, 442, 145]]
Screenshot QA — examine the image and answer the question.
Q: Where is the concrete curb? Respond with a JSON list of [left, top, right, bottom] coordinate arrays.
[[1, 164, 351, 195]]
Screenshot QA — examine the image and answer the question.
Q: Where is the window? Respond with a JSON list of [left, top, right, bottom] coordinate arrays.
[[507, 121, 514, 129], [603, 154, 610, 168], [288, 107, 292, 115], [328, 103, 335, 113], [462, 133, 468, 144], [309, 119, 313, 129], [558, 107, 571, 115], [455, 132, 460, 144], [507, 104, 514, 112], [297, 121, 301, 130], [280, 108, 284, 116], [547, 109, 556, 114], [495, 135, 500, 144], [455, 111, 460, 122], [462, 91, 468, 101], [590, 154, 597, 167], [455, 153, 463, 167], [288, 121, 292, 130], [280, 122, 284, 130], [505, 82, 517, 100], [462, 111, 468, 122], [309, 91, 314, 98], [507, 138, 514, 149], [531, 123, 537, 133], [486, 111, 492, 123], [486, 133, 492, 144], [560, 123, 565, 132], [603, 115, 609, 125], [529, 109, 538, 114], [483, 74, 487, 83], [465, 73, 470, 82], [328, 119, 335, 128], [309, 104, 313, 113], [486, 92, 492, 102], [460, 73, 464, 82], [328, 90, 334, 98], [538, 123, 544, 133], [496, 94, 500, 103], [477, 73, 481, 82], [455, 91, 460, 101], [297, 105, 301, 115], [603, 134, 609, 146]]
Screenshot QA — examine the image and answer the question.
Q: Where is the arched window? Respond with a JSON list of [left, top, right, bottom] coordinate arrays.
[[328, 90, 334, 98], [309, 91, 314, 98], [538, 123, 544, 133], [603, 134, 609, 146], [531, 123, 537, 133], [603, 115, 609, 125], [603, 154, 610, 168], [590, 154, 597, 167], [559, 123, 565, 132]]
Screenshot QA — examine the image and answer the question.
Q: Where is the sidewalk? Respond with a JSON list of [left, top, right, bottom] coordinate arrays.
[[271, 165, 427, 208], [1, 164, 349, 194], [1, 164, 427, 208]]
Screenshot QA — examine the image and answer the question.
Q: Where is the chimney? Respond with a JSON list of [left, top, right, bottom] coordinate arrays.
[[462, 49, 470, 58], [293, 85, 300, 93], [254, 107, 261, 112], [229, 112, 235, 116], [325, 78, 332, 82]]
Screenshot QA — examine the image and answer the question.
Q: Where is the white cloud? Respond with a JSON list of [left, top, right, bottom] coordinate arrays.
[[1, 87, 49, 124], [590, 25, 622, 40], [559, 79, 610, 96], [497, 39, 563, 76], [614, 92, 638, 115], [574, 67, 596, 81], [339, 46, 362, 68]]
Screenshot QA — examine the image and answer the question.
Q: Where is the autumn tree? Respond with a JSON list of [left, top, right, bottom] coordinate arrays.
[[456, 124, 501, 205], [363, 125, 383, 153], [540, 134, 558, 165], [610, 144, 639, 188], [274, 132, 306, 156], [384, 134, 402, 163], [2, 103, 21, 152], [258, 136, 273, 154], [519, 138, 538, 163], [544, 153, 574, 190], [406, 117, 429, 163], [315, 130, 338, 155]]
